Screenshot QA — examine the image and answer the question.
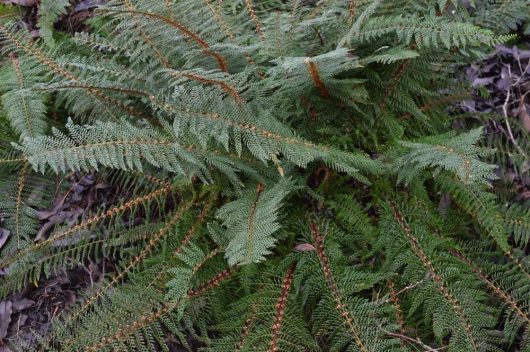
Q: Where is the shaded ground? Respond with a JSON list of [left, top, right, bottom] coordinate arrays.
[[462, 42, 530, 195], [0, 172, 119, 351]]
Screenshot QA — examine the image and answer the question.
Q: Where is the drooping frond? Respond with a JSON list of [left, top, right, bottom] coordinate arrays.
[[394, 127, 497, 185], [349, 15, 511, 49]]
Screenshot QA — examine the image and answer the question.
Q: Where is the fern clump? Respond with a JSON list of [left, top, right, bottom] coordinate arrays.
[[0, 1, 529, 351]]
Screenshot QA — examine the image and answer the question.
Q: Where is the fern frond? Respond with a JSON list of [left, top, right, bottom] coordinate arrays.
[[79, 268, 234, 352], [216, 178, 294, 266], [37, 0, 71, 47], [0, 183, 174, 273], [67, 201, 192, 326], [395, 127, 497, 185], [355, 15, 508, 49], [1, 54, 48, 140], [382, 202, 499, 352]]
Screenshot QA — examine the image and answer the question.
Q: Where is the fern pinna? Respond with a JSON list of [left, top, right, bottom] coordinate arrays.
[[0, 1, 528, 351]]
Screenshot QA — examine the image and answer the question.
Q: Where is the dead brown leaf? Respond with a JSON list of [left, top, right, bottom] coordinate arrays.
[[519, 96, 530, 133], [294, 243, 316, 252], [0, 301, 13, 340], [0, 229, 9, 251]]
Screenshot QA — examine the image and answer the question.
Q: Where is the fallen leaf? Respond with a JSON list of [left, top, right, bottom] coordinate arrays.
[[472, 76, 495, 87], [519, 96, 530, 133], [12, 299, 34, 312], [294, 243, 316, 252], [35, 193, 68, 220], [73, 0, 105, 13], [35, 212, 69, 241], [0, 301, 13, 339], [0, 229, 9, 250]]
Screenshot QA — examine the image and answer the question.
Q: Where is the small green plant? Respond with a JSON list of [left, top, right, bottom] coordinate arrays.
[[0, 1, 529, 351]]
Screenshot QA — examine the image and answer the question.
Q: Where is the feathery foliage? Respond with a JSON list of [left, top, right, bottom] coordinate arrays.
[[0, 1, 528, 351]]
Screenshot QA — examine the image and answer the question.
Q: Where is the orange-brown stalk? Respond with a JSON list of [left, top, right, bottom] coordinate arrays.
[[268, 263, 296, 352], [85, 268, 233, 352], [245, 0, 264, 40], [349, 0, 356, 20], [188, 267, 233, 298], [304, 58, 330, 98], [310, 222, 368, 352], [0, 157, 26, 164], [65, 202, 192, 325], [0, 185, 173, 269], [163, 0, 176, 20], [451, 249, 530, 326], [202, 0, 262, 75], [387, 279, 406, 346], [0, 25, 150, 120], [140, 173, 173, 188], [123, 0, 173, 69], [176, 205, 212, 256], [235, 305, 258, 352], [181, 72, 241, 101], [101, 8, 228, 72], [148, 201, 215, 288], [14, 162, 28, 248], [389, 203, 478, 352]]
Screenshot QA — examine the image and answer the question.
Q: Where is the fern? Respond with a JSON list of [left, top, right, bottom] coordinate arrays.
[[0, 1, 528, 351], [37, 0, 71, 47]]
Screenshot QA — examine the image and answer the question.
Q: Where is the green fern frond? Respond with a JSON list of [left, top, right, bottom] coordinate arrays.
[[395, 128, 497, 185], [355, 15, 507, 49], [216, 178, 295, 266], [37, 0, 71, 47]]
